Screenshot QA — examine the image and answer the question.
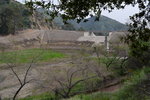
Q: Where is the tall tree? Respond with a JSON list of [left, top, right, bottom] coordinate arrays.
[[0, 5, 14, 35]]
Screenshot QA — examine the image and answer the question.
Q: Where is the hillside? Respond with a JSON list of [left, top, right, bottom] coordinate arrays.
[[0, 0, 52, 36], [37, 8, 128, 32], [0, 0, 32, 35], [53, 15, 128, 32], [0, 0, 128, 36]]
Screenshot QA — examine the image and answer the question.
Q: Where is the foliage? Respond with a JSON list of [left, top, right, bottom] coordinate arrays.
[[52, 59, 98, 98], [125, 29, 150, 67], [113, 67, 150, 100], [0, 48, 65, 63], [25, 0, 149, 23], [93, 45, 128, 76], [0, 0, 31, 35], [65, 67, 150, 100], [0, 0, 10, 4], [61, 23, 76, 31], [65, 92, 112, 100], [20, 92, 55, 100], [123, 0, 150, 66]]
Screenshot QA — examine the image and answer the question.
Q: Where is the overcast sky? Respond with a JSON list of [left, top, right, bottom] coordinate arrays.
[[17, 0, 139, 24]]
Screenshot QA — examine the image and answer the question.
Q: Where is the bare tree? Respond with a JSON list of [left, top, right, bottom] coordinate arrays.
[[0, 44, 45, 100], [5, 53, 41, 100], [94, 45, 119, 70], [53, 66, 96, 98], [93, 44, 128, 75]]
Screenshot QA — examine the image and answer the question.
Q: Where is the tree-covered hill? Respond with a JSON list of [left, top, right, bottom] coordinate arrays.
[[53, 15, 128, 32], [0, 0, 128, 36], [0, 0, 52, 36], [0, 0, 32, 35]]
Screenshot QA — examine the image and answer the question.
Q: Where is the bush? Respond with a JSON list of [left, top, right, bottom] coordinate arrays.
[[65, 67, 150, 100], [113, 67, 150, 100]]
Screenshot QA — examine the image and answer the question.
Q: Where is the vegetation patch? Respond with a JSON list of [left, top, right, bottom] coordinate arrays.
[[0, 48, 66, 63], [19, 92, 55, 100], [66, 67, 150, 100]]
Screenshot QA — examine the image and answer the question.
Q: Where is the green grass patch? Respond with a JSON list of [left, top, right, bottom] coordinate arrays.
[[0, 48, 66, 63], [64, 92, 112, 100], [19, 92, 55, 100]]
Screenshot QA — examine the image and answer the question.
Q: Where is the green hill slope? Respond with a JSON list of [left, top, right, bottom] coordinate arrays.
[[53, 15, 128, 32]]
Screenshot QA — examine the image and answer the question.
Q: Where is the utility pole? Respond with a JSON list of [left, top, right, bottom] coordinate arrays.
[[105, 32, 109, 51]]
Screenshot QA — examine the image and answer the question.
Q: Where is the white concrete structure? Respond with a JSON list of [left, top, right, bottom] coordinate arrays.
[[37, 30, 127, 50], [78, 34, 105, 44], [78, 32, 108, 48], [78, 31, 128, 50], [84, 32, 96, 37]]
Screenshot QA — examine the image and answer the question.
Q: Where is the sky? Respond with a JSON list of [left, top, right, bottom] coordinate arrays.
[[16, 0, 139, 24]]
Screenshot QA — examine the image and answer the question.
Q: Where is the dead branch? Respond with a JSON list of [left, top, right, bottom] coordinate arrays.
[[4, 49, 45, 100], [53, 67, 97, 98]]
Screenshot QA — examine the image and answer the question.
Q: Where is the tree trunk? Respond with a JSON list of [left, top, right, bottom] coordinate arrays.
[[13, 84, 25, 100]]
